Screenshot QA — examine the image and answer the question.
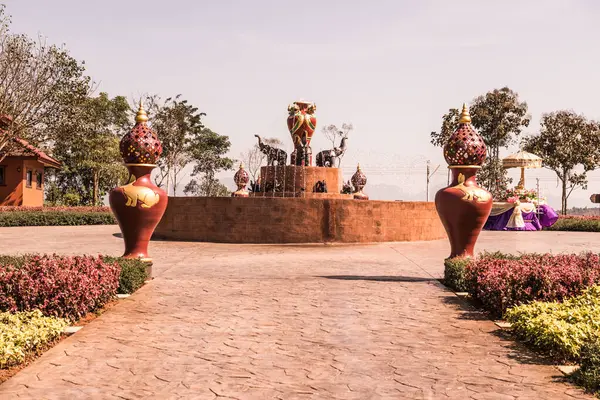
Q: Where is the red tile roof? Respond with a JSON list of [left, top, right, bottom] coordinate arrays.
[[7, 138, 61, 168], [0, 116, 61, 168]]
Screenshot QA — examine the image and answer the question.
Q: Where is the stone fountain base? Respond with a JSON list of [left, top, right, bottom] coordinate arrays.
[[153, 197, 446, 244]]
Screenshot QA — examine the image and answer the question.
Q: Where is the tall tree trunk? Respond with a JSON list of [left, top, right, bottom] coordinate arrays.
[[493, 146, 500, 195], [93, 170, 99, 206], [206, 173, 214, 196], [561, 174, 567, 215], [173, 170, 177, 196], [166, 172, 170, 197]]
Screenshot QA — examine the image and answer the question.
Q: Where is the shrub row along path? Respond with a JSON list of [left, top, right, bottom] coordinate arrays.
[[0, 226, 598, 399]]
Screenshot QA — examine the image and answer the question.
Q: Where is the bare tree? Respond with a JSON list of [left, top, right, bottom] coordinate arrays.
[[0, 5, 92, 161], [321, 123, 353, 148], [240, 137, 284, 182]]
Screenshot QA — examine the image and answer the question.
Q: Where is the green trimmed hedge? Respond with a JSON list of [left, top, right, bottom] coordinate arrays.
[[546, 217, 600, 232], [0, 310, 67, 368], [103, 256, 150, 294], [443, 258, 470, 292], [0, 211, 115, 227], [572, 340, 600, 395]]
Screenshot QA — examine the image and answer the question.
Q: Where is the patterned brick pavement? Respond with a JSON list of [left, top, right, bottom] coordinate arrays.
[[0, 226, 597, 399]]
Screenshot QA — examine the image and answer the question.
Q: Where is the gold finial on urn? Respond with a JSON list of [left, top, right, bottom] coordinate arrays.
[[458, 103, 471, 124], [135, 100, 149, 124]]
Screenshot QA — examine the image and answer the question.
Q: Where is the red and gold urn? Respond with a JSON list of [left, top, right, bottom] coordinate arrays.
[[287, 100, 317, 166], [351, 163, 369, 200], [109, 102, 168, 262], [232, 162, 250, 197], [435, 104, 492, 259]]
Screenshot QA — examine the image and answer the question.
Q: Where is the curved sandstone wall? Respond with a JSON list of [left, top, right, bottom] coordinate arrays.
[[154, 197, 446, 243]]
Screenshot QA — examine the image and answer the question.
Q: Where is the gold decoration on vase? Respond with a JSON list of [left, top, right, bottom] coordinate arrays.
[[452, 173, 491, 203], [120, 175, 160, 208]]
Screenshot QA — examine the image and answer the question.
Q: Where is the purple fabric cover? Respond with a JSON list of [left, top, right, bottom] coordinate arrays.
[[484, 204, 558, 231]]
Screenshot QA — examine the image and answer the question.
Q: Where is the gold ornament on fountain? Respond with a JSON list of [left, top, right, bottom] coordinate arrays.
[[135, 100, 149, 124]]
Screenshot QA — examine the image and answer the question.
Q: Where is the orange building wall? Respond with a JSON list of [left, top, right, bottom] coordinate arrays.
[[0, 157, 24, 206], [0, 157, 45, 207], [22, 159, 44, 207]]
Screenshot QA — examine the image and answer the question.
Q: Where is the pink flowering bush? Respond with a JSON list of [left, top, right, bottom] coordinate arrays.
[[465, 253, 600, 317], [0, 255, 120, 321]]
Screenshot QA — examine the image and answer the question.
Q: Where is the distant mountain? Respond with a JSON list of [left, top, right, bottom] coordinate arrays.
[[567, 206, 600, 216], [366, 183, 427, 201]]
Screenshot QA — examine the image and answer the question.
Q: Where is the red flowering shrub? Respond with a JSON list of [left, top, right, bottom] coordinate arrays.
[[465, 253, 600, 317], [0, 255, 120, 321]]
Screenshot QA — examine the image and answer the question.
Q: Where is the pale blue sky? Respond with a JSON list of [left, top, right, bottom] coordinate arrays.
[[5, 0, 600, 207]]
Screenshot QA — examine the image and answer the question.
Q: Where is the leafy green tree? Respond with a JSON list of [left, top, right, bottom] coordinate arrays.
[[184, 127, 234, 196], [430, 108, 460, 148], [142, 94, 206, 195], [183, 176, 230, 197], [0, 5, 91, 160], [523, 111, 600, 214], [52, 93, 129, 205], [430, 87, 530, 197]]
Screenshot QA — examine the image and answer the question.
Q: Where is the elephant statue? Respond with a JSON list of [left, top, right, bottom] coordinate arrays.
[[255, 134, 287, 166], [313, 180, 328, 193], [316, 136, 348, 167], [341, 180, 353, 194], [249, 180, 261, 192]]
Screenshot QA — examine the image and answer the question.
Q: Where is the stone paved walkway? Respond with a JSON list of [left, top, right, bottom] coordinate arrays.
[[0, 226, 598, 399]]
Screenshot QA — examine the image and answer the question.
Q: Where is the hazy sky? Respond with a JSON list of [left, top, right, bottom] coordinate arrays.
[[5, 0, 600, 208]]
